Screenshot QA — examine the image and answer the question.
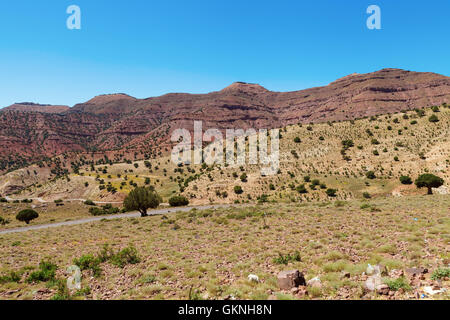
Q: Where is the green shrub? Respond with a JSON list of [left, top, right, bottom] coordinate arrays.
[[0, 216, 10, 225], [326, 188, 337, 197], [234, 186, 243, 194], [273, 252, 301, 265], [428, 114, 439, 122], [73, 254, 102, 277], [27, 260, 58, 283], [0, 271, 22, 284], [431, 268, 450, 280], [399, 176, 412, 185], [169, 196, 189, 207], [362, 192, 371, 199], [296, 184, 307, 194], [385, 277, 411, 291], [84, 200, 96, 206], [109, 246, 141, 268], [366, 171, 376, 179]]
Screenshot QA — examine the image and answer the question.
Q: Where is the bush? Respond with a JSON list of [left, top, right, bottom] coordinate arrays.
[[27, 260, 58, 283], [73, 254, 102, 277], [366, 171, 376, 179], [326, 188, 337, 197], [169, 196, 189, 207], [431, 268, 450, 280], [0, 216, 10, 225], [428, 114, 439, 122], [362, 192, 371, 199], [273, 252, 301, 265], [385, 277, 411, 291], [84, 199, 96, 206], [16, 209, 39, 224], [109, 246, 141, 268], [296, 184, 308, 194], [240, 173, 248, 182], [89, 204, 120, 216], [0, 271, 22, 284], [399, 176, 412, 185], [294, 137, 301, 143], [234, 186, 243, 194]]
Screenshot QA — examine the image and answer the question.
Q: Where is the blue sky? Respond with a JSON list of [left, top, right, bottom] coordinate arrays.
[[0, 0, 449, 107]]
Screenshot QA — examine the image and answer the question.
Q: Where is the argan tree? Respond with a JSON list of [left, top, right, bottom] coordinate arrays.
[[16, 209, 39, 224], [415, 174, 444, 195], [124, 187, 162, 217]]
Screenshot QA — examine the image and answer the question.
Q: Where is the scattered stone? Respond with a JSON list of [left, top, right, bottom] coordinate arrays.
[[248, 274, 259, 283], [307, 277, 322, 288], [364, 274, 383, 292], [376, 284, 389, 295], [290, 287, 299, 294], [423, 286, 446, 296], [405, 268, 428, 276], [277, 270, 306, 290], [342, 272, 351, 279]]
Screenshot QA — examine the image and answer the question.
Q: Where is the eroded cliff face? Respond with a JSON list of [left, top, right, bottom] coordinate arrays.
[[0, 68, 449, 171]]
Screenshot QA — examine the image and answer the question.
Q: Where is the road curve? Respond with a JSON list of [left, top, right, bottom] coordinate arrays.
[[0, 204, 233, 235]]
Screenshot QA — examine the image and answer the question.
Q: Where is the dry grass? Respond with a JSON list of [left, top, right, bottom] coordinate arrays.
[[0, 194, 448, 300]]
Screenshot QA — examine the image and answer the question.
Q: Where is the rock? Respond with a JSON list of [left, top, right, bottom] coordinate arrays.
[[277, 270, 306, 290], [376, 284, 389, 295], [423, 286, 445, 296], [366, 264, 375, 275], [248, 274, 259, 283], [405, 268, 428, 276], [307, 277, 322, 288], [366, 264, 386, 276], [342, 272, 351, 279], [364, 274, 383, 292], [290, 287, 299, 294], [296, 287, 307, 298]]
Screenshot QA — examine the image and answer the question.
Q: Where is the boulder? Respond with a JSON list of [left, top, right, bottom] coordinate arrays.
[[364, 274, 383, 292], [277, 270, 306, 290], [405, 268, 428, 276], [376, 284, 390, 295]]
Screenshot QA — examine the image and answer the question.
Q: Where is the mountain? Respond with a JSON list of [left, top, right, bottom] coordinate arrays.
[[0, 68, 449, 172]]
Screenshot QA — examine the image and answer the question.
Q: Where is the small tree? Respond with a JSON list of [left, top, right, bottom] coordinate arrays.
[[415, 174, 444, 195], [124, 187, 161, 217], [16, 209, 39, 224]]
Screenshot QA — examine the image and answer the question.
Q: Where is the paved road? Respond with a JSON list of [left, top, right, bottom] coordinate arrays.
[[0, 204, 232, 235]]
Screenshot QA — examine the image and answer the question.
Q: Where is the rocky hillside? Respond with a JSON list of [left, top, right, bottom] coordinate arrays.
[[0, 68, 449, 172], [3, 103, 69, 113]]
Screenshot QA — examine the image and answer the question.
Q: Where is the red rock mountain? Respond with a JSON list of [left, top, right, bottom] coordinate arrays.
[[0, 68, 449, 171]]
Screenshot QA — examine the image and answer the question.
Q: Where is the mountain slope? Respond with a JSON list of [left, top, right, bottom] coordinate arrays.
[[0, 68, 449, 172]]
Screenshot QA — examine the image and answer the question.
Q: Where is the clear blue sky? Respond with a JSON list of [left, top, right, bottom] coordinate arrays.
[[0, 0, 449, 107]]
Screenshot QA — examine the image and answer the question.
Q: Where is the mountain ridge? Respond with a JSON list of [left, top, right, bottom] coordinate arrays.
[[0, 68, 449, 172]]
